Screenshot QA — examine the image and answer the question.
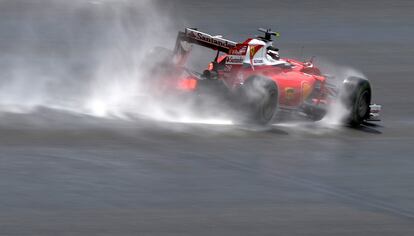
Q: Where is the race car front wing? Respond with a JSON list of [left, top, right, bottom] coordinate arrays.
[[368, 104, 381, 121]]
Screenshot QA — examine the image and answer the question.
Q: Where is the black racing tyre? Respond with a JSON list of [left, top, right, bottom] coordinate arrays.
[[239, 76, 279, 125], [340, 77, 371, 126]]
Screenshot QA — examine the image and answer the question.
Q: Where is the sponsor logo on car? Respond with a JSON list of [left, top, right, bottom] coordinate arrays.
[[229, 45, 248, 55], [224, 65, 233, 71], [253, 59, 263, 64], [249, 45, 263, 64], [187, 29, 236, 49], [285, 87, 296, 100], [226, 55, 244, 64]]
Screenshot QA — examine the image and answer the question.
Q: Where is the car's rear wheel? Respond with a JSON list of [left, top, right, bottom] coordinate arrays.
[[239, 76, 279, 125], [340, 77, 371, 126]]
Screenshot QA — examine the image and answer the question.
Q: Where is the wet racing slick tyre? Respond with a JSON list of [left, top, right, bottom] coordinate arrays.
[[238, 76, 279, 125], [340, 76, 371, 126]]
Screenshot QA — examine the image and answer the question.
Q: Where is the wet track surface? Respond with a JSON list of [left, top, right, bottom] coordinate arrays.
[[1, 0, 414, 235]]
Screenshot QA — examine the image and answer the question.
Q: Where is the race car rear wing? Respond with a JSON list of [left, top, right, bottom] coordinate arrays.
[[174, 28, 237, 54], [172, 28, 237, 66]]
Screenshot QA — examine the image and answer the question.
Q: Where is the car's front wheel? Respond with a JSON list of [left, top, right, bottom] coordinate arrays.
[[340, 77, 372, 126]]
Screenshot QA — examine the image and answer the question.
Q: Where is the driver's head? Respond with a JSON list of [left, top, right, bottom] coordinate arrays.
[[267, 46, 280, 60]]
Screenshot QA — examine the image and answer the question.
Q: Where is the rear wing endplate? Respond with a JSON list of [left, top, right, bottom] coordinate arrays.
[[174, 28, 237, 54]]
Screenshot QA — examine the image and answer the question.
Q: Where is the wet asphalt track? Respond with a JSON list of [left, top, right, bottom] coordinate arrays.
[[1, 0, 414, 235]]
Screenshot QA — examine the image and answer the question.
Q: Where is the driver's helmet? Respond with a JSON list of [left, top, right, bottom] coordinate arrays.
[[267, 46, 280, 60]]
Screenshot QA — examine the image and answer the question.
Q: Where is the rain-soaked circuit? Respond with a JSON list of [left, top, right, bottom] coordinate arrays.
[[1, 0, 414, 235]]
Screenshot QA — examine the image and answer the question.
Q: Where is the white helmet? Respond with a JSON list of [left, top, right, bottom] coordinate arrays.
[[267, 46, 279, 60]]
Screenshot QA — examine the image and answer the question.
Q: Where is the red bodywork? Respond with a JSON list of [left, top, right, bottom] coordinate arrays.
[[174, 51, 328, 111], [153, 28, 332, 114], [210, 55, 328, 109], [147, 28, 381, 123]]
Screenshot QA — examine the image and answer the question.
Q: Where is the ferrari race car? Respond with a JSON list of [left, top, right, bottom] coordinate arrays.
[[146, 28, 381, 125]]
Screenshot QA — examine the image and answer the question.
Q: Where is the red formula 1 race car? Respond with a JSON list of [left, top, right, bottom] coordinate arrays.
[[146, 28, 381, 125]]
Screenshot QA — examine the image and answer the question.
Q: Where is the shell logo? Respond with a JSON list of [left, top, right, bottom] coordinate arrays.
[[285, 87, 295, 100]]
